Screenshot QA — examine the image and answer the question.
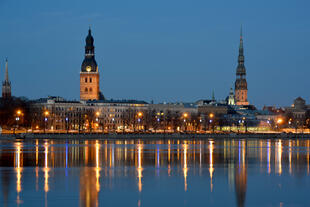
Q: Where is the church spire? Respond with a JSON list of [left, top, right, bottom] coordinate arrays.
[[212, 90, 215, 101], [2, 58, 11, 99], [5, 58, 9, 82], [239, 25, 243, 53], [85, 27, 95, 56], [234, 26, 249, 106], [236, 25, 245, 77]]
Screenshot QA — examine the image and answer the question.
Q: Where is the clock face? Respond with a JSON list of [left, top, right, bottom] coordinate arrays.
[[86, 66, 91, 72]]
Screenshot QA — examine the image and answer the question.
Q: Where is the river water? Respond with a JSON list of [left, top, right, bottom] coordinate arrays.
[[0, 138, 309, 207]]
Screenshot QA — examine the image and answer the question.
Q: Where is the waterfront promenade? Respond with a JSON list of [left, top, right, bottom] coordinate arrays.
[[1, 132, 310, 140]]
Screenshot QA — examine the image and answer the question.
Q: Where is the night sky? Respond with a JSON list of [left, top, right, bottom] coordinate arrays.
[[0, 0, 309, 108]]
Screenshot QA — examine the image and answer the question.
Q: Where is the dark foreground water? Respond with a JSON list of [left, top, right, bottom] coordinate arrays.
[[0, 138, 309, 207]]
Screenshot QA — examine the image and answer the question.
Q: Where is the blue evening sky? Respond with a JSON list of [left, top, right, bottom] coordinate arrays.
[[0, 0, 309, 108]]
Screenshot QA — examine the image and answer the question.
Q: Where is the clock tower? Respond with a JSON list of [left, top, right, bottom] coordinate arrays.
[[80, 28, 100, 100]]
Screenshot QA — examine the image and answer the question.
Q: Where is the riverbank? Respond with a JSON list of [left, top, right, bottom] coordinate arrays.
[[1, 132, 310, 140]]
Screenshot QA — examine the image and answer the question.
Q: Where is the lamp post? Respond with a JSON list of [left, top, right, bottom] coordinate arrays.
[[14, 110, 22, 135], [277, 118, 283, 132], [65, 117, 69, 133], [209, 113, 214, 133], [44, 110, 49, 134], [157, 117, 160, 133], [96, 111, 100, 133], [242, 117, 247, 133], [137, 112, 143, 132], [183, 112, 188, 133]]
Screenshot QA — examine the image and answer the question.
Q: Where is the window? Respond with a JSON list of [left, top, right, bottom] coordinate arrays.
[[89, 87, 93, 92], [90, 78, 92, 83], [85, 87, 88, 92], [85, 78, 87, 83]]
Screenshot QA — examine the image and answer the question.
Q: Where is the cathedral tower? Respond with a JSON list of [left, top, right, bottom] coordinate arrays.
[[234, 27, 249, 105], [80, 28, 100, 101], [2, 59, 11, 99]]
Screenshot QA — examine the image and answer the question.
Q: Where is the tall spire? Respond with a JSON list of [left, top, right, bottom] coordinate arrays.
[[234, 26, 249, 106], [236, 25, 245, 77], [212, 90, 215, 101], [239, 25, 244, 58], [5, 58, 9, 82], [2, 58, 11, 99]]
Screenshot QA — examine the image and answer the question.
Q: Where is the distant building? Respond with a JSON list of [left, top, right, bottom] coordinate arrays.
[[198, 103, 228, 116], [285, 97, 310, 121], [2, 59, 11, 99], [148, 102, 197, 115], [80, 28, 102, 101], [234, 27, 249, 106]]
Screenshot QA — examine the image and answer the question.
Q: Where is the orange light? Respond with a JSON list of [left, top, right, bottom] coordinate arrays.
[[277, 118, 283, 124], [96, 111, 100, 117], [209, 113, 214, 118], [138, 112, 143, 117], [44, 111, 49, 116], [16, 110, 22, 116], [183, 113, 188, 118]]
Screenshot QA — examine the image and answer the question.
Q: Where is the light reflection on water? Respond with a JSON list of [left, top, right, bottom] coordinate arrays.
[[0, 138, 309, 207]]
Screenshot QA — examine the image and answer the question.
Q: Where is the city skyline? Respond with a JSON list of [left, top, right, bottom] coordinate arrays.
[[0, 0, 309, 107]]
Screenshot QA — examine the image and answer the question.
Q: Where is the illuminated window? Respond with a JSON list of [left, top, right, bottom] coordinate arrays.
[[85, 78, 87, 83]]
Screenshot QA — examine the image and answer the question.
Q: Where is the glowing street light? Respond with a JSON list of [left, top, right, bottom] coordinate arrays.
[[44, 110, 49, 133], [14, 109, 23, 134], [276, 118, 283, 132], [182, 113, 189, 132], [17, 110, 22, 116], [208, 113, 215, 132], [183, 113, 188, 118], [137, 112, 143, 132]]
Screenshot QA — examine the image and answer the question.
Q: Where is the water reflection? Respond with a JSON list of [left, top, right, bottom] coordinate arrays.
[[0, 138, 309, 207], [137, 143, 143, 192], [209, 140, 214, 192], [235, 140, 247, 207], [15, 142, 22, 206]]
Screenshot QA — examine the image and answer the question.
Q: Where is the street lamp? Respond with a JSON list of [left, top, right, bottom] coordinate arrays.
[[112, 118, 115, 132], [14, 110, 22, 134], [209, 113, 214, 132], [242, 117, 247, 133], [95, 111, 101, 132], [277, 118, 283, 132], [137, 112, 143, 132], [44, 110, 49, 133], [183, 113, 188, 132], [65, 117, 69, 133]]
